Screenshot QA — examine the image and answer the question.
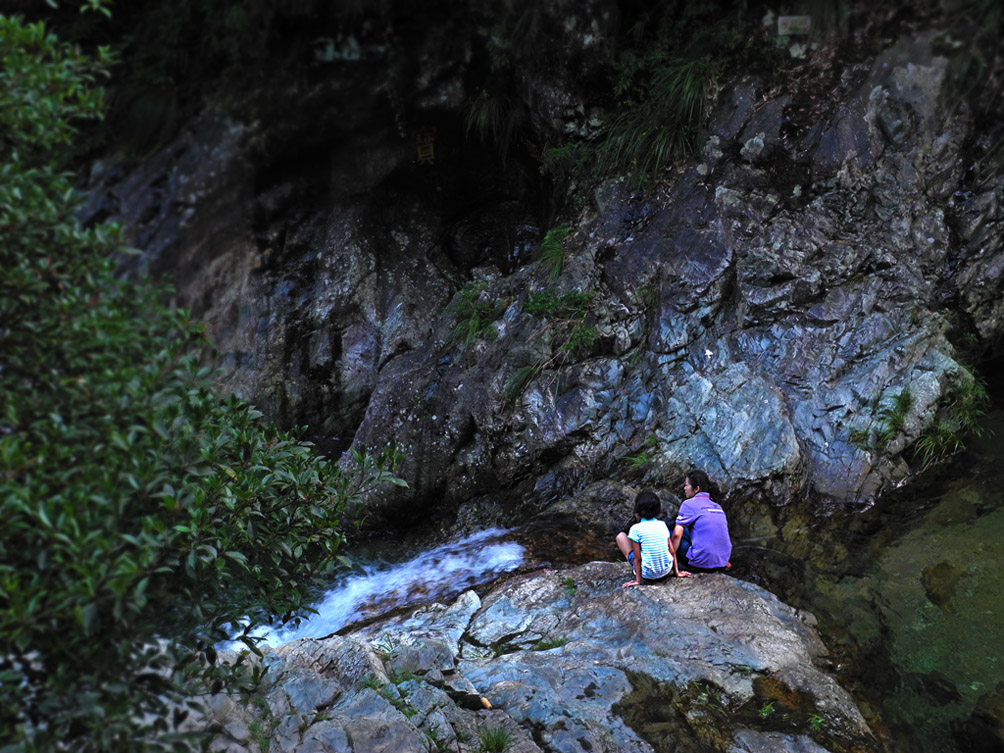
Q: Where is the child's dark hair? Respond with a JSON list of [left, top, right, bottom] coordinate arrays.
[[634, 490, 662, 519]]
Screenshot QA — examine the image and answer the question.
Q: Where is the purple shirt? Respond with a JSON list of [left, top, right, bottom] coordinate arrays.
[[675, 492, 731, 568]]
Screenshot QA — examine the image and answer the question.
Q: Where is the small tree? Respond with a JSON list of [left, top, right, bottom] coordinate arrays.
[[0, 13, 403, 751]]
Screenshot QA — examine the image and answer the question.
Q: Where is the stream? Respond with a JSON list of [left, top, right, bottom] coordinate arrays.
[[254, 527, 526, 646]]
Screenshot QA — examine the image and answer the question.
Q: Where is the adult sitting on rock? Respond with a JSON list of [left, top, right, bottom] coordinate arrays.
[[671, 469, 732, 574]]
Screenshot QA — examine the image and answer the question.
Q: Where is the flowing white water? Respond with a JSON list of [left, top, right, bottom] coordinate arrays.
[[253, 527, 525, 646]]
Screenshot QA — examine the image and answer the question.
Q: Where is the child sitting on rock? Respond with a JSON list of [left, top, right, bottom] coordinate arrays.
[[617, 491, 687, 588]]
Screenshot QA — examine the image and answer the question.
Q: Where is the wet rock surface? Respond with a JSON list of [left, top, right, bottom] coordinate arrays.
[[205, 563, 873, 753]]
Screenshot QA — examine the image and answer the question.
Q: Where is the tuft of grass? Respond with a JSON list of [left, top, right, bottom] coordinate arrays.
[[757, 700, 775, 719], [359, 676, 384, 691], [951, 374, 990, 434], [535, 226, 574, 281], [539, 140, 591, 181], [476, 724, 513, 753], [390, 670, 420, 686], [425, 729, 452, 753], [863, 387, 915, 453], [530, 636, 569, 651], [373, 635, 397, 657], [599, 56, 717, 180], [912, 374, 990, 467], [881, 388, 915, 433], [561, 577, 577, 597], [637, 283, 659, 308], [624, 435, 659, 470], [525, 288, 592, 319], [447, 283, 507, 350], [464, 89, 524, 166], [503, 364, 538, 406], [248, 719, 272, 753], [849, 427, 871, 452]]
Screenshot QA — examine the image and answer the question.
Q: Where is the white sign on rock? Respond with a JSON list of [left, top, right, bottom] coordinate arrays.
[[778, 15, 812, 35]]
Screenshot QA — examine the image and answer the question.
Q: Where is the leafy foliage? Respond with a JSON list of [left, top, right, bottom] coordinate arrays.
[[0, 15, 111, 164], [562, 324, 598, 353], [0, 14, 403, 752], [539, 141, 589, 182], [623, 435, 659, 472], [503, 283, 598, 405]]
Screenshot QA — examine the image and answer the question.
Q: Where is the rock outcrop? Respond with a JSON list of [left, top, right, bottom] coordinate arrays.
[[204, 564, 874, 753]]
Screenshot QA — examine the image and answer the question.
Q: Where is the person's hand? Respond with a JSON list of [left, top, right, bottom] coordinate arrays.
[[622, 579, 641, 588], [677, 571, 692, 578]]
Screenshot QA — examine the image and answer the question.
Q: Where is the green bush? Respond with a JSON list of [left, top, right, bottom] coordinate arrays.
[[0, 13, 403, 751]]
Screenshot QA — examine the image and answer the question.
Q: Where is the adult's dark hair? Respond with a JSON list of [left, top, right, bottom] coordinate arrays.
[[685, 469, 724, 503], [634, 490, 662, 519]]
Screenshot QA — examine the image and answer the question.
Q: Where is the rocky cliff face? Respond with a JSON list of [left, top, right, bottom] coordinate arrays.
[[80, 3, 1003, 543]]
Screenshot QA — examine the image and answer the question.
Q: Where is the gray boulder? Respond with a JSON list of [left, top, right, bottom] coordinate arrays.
[[206, 563, 874, 753]]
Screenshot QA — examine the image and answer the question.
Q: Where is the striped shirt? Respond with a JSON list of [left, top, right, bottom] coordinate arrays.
[[627, 518, 672, 579]]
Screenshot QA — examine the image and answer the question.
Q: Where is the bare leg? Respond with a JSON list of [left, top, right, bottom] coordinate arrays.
[[615, 532, 632, 560]]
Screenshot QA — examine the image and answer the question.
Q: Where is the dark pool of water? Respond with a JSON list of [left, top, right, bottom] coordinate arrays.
[[771, 404, 1004, 753]]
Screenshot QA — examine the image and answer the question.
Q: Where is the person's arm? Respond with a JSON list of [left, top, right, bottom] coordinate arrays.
[[622, 539, 643, 588], [670, 524, 684, 555], [671, 524, 691, 577]]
